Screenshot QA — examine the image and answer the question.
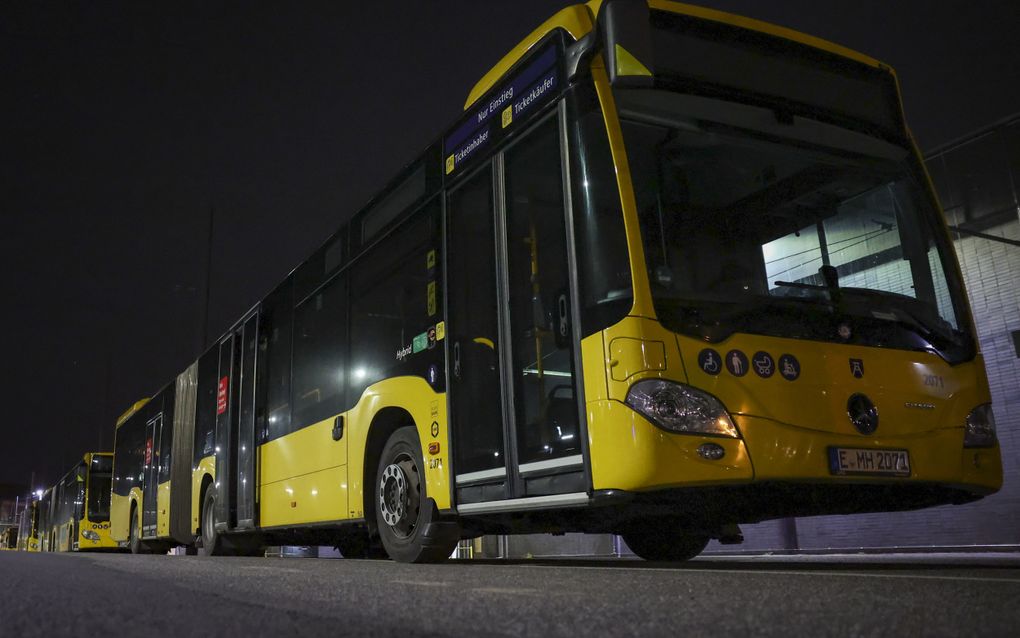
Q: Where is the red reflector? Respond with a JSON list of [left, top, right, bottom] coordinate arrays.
[[428, 442, 440, 455]]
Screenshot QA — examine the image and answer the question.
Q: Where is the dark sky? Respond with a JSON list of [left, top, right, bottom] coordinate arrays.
[[3, 1, 1018, 489]]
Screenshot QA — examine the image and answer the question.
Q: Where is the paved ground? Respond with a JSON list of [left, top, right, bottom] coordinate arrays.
[[2, 551, 1019, 636]]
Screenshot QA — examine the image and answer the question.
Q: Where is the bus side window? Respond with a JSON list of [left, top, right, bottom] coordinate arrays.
[[349, 200, 441, 403], [291, 273, 348, 430]]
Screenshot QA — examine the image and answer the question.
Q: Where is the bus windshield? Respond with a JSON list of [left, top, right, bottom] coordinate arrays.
[[617, 90, 974, 362], [87, 456, 113, 522]]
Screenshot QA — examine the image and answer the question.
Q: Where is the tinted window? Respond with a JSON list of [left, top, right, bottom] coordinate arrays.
[[447, 165, 506, 475], [194, 348, 219, 463], [362, 164, 427, 242], [349, 200, 442, 404], [503, 118, 581, 464], [292, 273, 347, 428], [567, 82, 632, 334], [261, 280, 293, 441], [114, 415, 146, 497], [87, 467, 111, 522]]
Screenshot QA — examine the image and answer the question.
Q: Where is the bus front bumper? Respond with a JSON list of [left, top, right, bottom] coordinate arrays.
[[588, 401, 1002, 513]]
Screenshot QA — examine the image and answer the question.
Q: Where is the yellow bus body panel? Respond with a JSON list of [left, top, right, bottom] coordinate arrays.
[[259, 417, 348, 528], [157, 480, 171, 538], [191, 454, 215, 534], [259, 376, 450, 528], [586, 314, 1003, 494], [77, 517, 118, 550], [110, 486, 141, 544]]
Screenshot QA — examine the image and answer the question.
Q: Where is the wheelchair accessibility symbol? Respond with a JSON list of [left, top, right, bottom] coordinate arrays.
[[698, 349, 722, 375]]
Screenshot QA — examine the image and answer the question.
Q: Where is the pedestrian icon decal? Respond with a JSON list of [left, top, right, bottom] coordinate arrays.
[[779, 354, 801, 381], [850, 358, 864, 379], [698, 349, 721, 375], [725, 350, 748, 377], [752, 351, 775, 378]]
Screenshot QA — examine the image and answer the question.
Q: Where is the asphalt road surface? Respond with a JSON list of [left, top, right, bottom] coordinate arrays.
[[2, 551, 1019, 637]]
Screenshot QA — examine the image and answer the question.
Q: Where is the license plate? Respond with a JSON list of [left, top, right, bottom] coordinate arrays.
[[828, 447, 911, 477]]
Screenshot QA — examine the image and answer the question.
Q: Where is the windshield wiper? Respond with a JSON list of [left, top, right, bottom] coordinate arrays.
[[838, 287, 958, 344], [776, 265, 959, 346], [775, 265, 842, 302]]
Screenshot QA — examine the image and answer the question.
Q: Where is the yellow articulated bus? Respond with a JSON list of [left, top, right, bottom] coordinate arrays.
[[15, 498, 40, 552], [111, 0, 1001, 562], [38, 453, 118, 552]]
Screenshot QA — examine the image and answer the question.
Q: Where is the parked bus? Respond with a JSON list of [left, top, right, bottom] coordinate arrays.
[[16, 498, 40, 552], [39, 453, 117, 552], [110, 0, 1001, 562]]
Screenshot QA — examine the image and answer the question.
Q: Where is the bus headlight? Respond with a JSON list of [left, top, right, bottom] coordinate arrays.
[[82, 530, 100, 541], [626, 380, 739, 438], [964, 403, 997, 448]]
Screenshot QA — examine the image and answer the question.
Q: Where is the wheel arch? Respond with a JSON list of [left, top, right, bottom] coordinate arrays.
[[362, 407, 417, 536]]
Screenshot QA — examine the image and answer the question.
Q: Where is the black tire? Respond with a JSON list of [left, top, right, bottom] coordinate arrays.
[[621, 523, 709, 562], [374, 426, 457, 563], [198, 487, 224, 556], [128, 507, 148, 555]]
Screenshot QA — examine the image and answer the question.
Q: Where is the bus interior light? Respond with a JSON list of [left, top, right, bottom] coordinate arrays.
[[964, 404, 997, 448], [625, 380, 739, 438]]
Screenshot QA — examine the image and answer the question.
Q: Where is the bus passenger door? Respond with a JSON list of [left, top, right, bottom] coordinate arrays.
[[143, 413, 164, 537], [213, 311, 260, 533], [447, 161, 510, 504], [500, 114, 585, 498], [447, 112, 587, 508], [235, 313, 259, 530], [214, 333, 238, 531]]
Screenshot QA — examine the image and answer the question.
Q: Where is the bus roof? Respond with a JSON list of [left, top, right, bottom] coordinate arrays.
[[464, 0, 889, 111], [116, 398, 150, 428]]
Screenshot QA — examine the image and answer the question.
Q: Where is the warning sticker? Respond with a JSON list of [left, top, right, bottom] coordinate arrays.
[[216, 376, 229, 415]]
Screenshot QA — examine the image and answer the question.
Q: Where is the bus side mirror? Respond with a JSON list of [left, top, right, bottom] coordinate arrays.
[[598, 0, 655, 88]]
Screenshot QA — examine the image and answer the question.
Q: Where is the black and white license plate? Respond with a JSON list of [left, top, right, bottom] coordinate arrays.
[[828, 447, 911, 477]]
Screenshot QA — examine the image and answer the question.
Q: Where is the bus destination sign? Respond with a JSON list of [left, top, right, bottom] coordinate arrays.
[[444, 39, 561, 176]]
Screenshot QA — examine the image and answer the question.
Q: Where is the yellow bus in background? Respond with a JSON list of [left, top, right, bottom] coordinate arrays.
[[110, 0, 1001, 562], [40, 453, 118, 552], [16, 498, 40, 552]]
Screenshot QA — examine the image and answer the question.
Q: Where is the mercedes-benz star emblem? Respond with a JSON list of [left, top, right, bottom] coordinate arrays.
[[847, 393, 879, 435]]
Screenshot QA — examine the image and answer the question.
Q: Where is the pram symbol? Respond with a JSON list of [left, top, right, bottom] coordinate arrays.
[[752, 351, 775, 378]]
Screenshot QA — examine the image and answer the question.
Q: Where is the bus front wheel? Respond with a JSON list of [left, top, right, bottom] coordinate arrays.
[[374, 426, 458, 563], [621, 523, 709, 562]]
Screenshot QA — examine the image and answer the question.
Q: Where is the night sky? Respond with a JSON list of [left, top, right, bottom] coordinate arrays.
[[3, 1, 1018, 489]]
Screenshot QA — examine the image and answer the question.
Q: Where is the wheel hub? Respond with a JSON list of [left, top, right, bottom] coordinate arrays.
[[379, 463, 408, 528]]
